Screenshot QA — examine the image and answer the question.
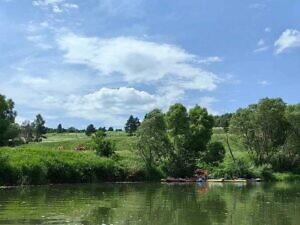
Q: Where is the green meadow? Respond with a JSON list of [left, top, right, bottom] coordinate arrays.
[[1, 129, 298, 186]]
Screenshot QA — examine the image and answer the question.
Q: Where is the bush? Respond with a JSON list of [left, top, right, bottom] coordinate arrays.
[[90, 131, 116, 157], [209, 157, 256, 179]]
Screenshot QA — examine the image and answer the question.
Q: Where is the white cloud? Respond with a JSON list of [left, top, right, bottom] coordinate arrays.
[[253, 38, 269, 53], [32, 0, 79, 13], [198, 56, 222, 64], [253, 46, 269, 53], [274, 29, 300, 54], [65, 87, 157, 120], [27, 35, 52, 49], [57, 33, 219, 91]]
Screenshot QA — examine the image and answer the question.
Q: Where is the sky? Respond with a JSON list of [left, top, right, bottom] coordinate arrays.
[[0, 0, 299, 129]]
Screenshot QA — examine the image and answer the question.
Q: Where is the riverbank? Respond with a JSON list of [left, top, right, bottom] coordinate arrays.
[[0, 132, 299, 186]]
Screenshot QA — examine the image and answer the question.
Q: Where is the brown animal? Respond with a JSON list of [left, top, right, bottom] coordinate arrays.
[[196, 169, 208, 179], [58, 145, 64, 151], [74, 144, 86, 151]]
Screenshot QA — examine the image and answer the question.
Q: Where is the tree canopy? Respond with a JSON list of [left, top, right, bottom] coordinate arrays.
[[0, 95, 18, 145], [125, 115, 140, 136]]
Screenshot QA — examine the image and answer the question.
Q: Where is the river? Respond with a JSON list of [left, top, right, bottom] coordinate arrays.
[[0, 182, 299, 225]]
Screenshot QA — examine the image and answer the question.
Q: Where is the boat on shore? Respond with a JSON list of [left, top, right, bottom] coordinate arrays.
[[162, 177, 261, 183]]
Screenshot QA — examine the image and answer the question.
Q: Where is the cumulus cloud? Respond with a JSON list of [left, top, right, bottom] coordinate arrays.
[[65, 87, 158, 122], [57, 33, 219, 91], [274, 29, 300, 54]]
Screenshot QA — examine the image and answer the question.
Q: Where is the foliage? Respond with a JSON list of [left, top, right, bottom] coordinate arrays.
[[272, 104, 300, 172], [90, 131, 116, 157], [0, 148, 121, 185], [85, 124, 96, 136], [98, 126, 106, 132], [0, 94, 18, 146], [230, 98, 289, 165], [21, 120, 34, 142], [57, 124, 63, 133], [203, 141, 226, 165], [213, 113, 233, 129], [135, 109, 171, 169], [34, 114, 47, 141], [125, 115, 140, 136]]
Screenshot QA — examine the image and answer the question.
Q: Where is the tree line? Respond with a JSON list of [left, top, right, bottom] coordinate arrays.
[[1, 93, 299, 176], [0, 94, 47, 144]]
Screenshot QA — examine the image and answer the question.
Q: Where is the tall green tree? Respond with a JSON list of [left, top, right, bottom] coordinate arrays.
[[165, 104, 214, 177], [21, 120, 34, 143], [165, 103, 190, 176], [57, 124, 63, 133], [33, 114, 46, 141], [230, 98, 289, 164], [125, 115, 140, 136], [85, 124, 96, 136], [274, 104, 300, 171], [0, 95, 18, 145], [187, 105, 214, 174], [135, 109, 171, 169], [188, 105, 214, 153]]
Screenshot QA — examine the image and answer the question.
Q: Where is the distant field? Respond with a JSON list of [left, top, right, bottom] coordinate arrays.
[[211, 127, 248, 159]]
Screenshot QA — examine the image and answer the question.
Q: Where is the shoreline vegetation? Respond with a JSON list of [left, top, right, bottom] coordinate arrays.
[[0, 94, 299, 186]]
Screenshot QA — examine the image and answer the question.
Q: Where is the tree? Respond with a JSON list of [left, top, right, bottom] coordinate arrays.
[[213, 113, 233, 128], [90, 130, 116, 157], [188, 105, 214, 153], [165, 103, 191, 176], [21, 120, 34, 143], [108, 127, 114, 132], [274, 104, 300, 172], [0, 95, 18, 145], [85, 124, 96, 136], [204, 142, 226, 165], [98, 126, 106, 132], [230, 98, 289, 165], [57, 124, 63, 133], [135, 109, 171, 169], [125, 115, 140, 135], [33, 114, 46, 141], [67, 127, 77, 133]]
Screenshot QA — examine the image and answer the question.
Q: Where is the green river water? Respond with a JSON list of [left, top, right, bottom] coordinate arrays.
[[0, 182, 299, 225]]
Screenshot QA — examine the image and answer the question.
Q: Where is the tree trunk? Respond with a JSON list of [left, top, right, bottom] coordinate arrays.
[[225, 131, 236, 162]]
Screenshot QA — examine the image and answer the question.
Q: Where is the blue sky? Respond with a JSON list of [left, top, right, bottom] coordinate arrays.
[[0, 0, 299, 129]]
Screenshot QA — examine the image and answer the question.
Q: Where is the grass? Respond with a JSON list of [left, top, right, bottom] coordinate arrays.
[[0, 132, 150, 186], [0, 130, 298, 185]]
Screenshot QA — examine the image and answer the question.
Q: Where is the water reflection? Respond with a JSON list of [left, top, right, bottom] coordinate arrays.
[[0, 182, 299, 225]]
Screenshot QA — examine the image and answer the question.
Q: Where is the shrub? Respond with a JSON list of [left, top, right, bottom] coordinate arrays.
[[90, 131, 116, 157], [209, 157, 256, 179]]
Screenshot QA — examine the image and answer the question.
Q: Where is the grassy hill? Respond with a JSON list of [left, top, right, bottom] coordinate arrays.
[[0, 129, 298, 186]]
